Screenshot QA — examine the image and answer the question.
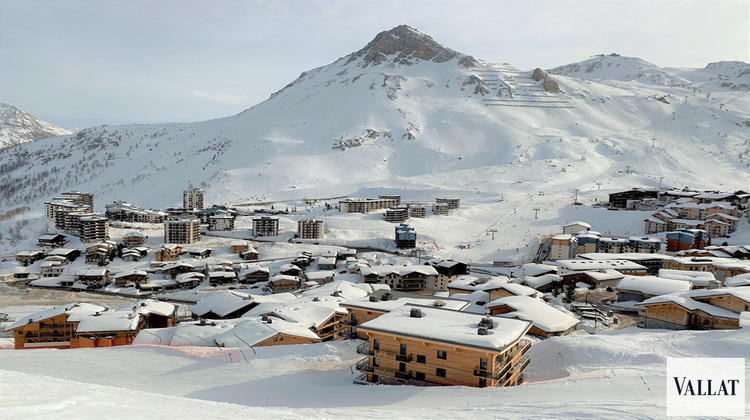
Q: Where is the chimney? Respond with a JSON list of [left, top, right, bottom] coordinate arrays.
[[478, 326, 488, 335], [410, 308, 422, 318]]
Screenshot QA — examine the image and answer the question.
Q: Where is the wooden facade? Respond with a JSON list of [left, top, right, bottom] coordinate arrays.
[[355, 328, 531, 387], [637, 301, 740, 330]]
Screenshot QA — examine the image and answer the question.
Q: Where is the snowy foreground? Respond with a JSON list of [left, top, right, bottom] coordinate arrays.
[[1, 327, 748, 419]]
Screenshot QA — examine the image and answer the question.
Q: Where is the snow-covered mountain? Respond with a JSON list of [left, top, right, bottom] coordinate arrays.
[[0, 102, 72, 150], [1, 25, 749, 211]]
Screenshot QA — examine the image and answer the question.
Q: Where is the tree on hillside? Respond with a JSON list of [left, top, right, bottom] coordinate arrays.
[[564, 282, 576, 303]]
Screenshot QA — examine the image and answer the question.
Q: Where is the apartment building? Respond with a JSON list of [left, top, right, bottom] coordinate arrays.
[[164, 217, 201, 244], [355, 305, 532, 387]]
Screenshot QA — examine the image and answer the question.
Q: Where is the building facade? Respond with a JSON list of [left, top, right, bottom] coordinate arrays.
[[298, 219, 324, 239], [164, 218, 201, 244], [253, 216, 279, 237], [183, 187, 205, 210]]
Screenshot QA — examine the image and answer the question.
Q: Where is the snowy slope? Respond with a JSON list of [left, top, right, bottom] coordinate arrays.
[[0, 25, 749, 222], [0, 102, 72, 150], [0, 327, 748, 418]]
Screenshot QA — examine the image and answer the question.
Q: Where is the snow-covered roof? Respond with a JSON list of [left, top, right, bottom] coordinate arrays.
[[317, 256, 337, 265], [565, 221, 591, 229], [332, 273, 364, 283], [75, 268, 108, 277], [299, 280, 369, 300], [360, 265, 439, 277], [556, 259, 649, 271], [582, 269, 625, 281], [636, 288, 750, 318], [262, 300, 342, 328], [38, 234, 64, 240], [658, 269, 716, 287], [616, 275, 692, 296], [115, 299, 176, 317], [523, 273, 562, 289], [123, 231, 146, 238], [47, 248, 78, 256], [112, 270, 147, 279], [76, 311, 141, 333], [724, 273, 750, 287], [359, 305, 531, 352], [190, 291, 255, 317], [213, 317, 320, 347], [487, 296, 579, 333], [240, 265, 270, 275], [5, 303, 107, 331], [447, 275, 510, 291], [341, 295, 469, 312], [270, 274, 300, 283], [519, 263, 558, 277], [305, 270, 336, 280]]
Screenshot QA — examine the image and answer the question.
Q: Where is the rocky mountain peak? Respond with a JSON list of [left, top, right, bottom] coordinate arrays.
[[0, 102, 72, 150], [347, 25, 477, 68]]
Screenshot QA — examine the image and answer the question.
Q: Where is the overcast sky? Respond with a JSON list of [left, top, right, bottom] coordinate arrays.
[[1, 0, 747, 129]]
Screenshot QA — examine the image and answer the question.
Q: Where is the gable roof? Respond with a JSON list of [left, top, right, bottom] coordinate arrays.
[[486, 296, 579, 333], [4, 303, 107, 331]]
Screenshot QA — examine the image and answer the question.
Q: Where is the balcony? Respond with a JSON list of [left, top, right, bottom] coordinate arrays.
[[355, 357, 373, 373], [373, 367, 412, 381], [498, 355, 531, 387], [474, 361, 511, 380], [356, 341, 371, 355]]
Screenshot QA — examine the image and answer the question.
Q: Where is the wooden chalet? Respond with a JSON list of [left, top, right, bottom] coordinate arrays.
[[208, 271, 236, 286], [122, 231, 147, 247], [230, 241, 248, 253], [339, 291, 470, 339], [355, 306, 532, 387], [269, 275, 301, 293], [278, 263, 303, 277], [15, 250, 46, 267], [163, 263, 196, 279], [485, 296, 579, 337], [176, 272, 205, 289], [46, 248, 80, 262], [559, 269, 624, 289], [240, 248, 260, 261], [239, 266, 270, 284], [155, 245, 182, 262], [37, 234, 68, 249], [75, 268, 110, 289], [188, 248, 213, 259], [3, 300, 176, 350], [112, 270, 148, 287], [636, 287, 750, 330]]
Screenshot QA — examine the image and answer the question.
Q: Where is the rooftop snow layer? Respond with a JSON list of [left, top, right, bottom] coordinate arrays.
[[359, 305, 531, 351], [487, 296, 579, 333]]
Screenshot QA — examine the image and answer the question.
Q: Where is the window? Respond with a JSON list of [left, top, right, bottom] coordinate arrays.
[[373, 357, 379, 367], [373, 339, 380, 350], [400, 344, 407, 355], [480, 358, 488, 370], [279, 336, 283, 341], [416, 354, 426, 364], [273, 337, 278, 342], [437, 350, 447, 360], [415, 372, 425, 381], [436, 368, 446, 377]]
